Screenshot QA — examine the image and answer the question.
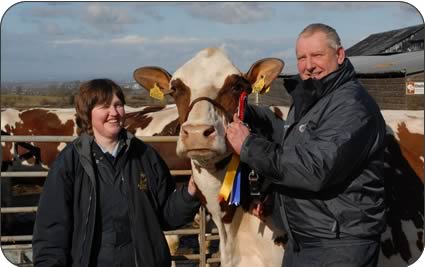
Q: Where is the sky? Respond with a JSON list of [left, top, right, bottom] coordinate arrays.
[[0, 1, 424, 82]]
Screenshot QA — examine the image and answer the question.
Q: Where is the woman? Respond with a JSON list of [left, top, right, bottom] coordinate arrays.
[[33, 79, 200, 266]]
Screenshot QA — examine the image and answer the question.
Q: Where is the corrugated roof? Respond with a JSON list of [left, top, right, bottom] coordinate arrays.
[[345, 24, 423, 56], [349, 50, 424, 74]]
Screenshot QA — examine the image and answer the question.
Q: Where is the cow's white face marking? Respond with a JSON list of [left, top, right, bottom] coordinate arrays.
[[174, 48, 241, 165]]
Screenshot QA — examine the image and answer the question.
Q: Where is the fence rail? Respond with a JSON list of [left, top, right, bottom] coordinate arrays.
[[1, 135, 219, 266]]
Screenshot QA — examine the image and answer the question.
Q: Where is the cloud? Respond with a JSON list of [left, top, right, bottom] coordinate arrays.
[[301, 2, 420, 16], [81, 3, 164, 33], [81, 3, 139, 33], [49, 34, 206, 47], [49, 38, 101, 46], [37, 22, 66, 36], [24, 4, 77, 18], [155, 36, 203, 45], [111, 35, 147, 45], [181, 2, 273, 24], [302, 2, 384, 11]]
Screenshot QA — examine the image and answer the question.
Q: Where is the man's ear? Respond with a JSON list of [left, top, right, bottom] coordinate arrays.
[[337, 47, 345, 65], [133, 66, 173, 95], [245, 58, 285, 94]]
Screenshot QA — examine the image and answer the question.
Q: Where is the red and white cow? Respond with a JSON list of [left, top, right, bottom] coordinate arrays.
[[1, 105, 181, 169], [379, 110, 424, 267], [134, 47, 286, 267], [133, 48, 424, 267]]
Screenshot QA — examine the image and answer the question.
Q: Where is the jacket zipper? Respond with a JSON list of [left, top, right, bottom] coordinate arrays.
[[122, 174, 138, 266], [80, 191, 92, 265]]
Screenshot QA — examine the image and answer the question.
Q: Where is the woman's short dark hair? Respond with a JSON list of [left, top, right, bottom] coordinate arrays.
[[75, 79, 126, 135]]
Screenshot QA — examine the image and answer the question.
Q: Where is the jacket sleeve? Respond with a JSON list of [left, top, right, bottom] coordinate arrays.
[[149, 149, 200, 230], [240, 99, 383, 192], [32, 149, 74, 266]]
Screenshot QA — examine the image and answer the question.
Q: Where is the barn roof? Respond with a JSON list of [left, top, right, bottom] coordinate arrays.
[[345, 24, 424, 56], [349, 50, 424, 75]]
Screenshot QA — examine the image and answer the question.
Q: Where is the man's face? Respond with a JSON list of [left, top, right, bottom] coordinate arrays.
[[296, 31, 345, 80]]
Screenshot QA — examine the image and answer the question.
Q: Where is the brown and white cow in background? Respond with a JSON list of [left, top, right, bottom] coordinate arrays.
[[1, 105, 181, 169], [134, 47, 286, 267], [379, 110, 424, 267]]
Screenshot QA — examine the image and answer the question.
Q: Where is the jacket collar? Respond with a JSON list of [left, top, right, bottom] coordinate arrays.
[[74, 129, 134, 178], [285, 58, 356, 121]]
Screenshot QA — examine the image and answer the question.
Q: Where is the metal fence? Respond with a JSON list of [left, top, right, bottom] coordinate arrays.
[[1, 135, 220, 266]]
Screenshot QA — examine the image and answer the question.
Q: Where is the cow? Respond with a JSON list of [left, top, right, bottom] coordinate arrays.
[[133, 47, 424, 267], [134, 47, 287, 267], [1, 105, 182, 169], [379, 110, 424, 267]]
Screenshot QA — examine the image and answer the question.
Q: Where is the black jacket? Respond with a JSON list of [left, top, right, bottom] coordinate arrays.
[[33, 131, 200, 266], [241, 59, 386, 242]]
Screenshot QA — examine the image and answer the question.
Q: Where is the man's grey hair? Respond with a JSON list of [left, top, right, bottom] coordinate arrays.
[[298, 23, 342, 50]]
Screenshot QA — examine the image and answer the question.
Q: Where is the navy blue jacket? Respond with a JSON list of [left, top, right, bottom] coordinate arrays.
[[33, 131, 200, 266], [241, 59, 386, 242]]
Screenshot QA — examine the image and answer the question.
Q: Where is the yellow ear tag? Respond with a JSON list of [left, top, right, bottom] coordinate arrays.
[[149, 83, 164, 100], [263, 86, 271, 94], [252, 76, 265, 94]]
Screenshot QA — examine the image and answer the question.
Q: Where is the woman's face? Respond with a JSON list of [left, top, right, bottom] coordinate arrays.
[[91, 94, 125, 141]]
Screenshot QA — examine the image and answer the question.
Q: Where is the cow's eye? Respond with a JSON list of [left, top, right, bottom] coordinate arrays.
[[232, 86, 243, 93], [170, 86, 177, 95]]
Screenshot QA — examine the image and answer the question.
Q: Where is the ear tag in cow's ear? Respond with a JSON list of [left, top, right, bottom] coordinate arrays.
[[262, 86, 271, 94], [252, 75, 266, 94], [150, 83, 164, 100]]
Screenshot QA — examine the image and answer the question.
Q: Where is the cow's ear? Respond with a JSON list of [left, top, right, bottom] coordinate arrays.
[[245, 58, 284, 94], [133, 67, 173, 94]]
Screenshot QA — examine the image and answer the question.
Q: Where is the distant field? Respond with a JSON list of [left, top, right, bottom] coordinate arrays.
[[1, 95, 74, 109], [1, 91, 173, 109]]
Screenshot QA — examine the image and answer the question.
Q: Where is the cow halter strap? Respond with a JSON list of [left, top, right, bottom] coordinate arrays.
[[183, 96, 233, 123]]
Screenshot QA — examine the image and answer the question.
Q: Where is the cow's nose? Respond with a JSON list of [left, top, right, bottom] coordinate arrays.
[[181, 124, 217, 139]]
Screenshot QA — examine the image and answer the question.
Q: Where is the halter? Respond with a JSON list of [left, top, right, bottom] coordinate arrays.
[[183, 96, 233, 123]]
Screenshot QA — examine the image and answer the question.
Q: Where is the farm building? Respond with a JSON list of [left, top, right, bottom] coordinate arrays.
[[257, 24, 424, 110]]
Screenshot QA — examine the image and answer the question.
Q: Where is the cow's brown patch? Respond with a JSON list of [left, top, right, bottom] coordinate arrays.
[[397, 122, 424, 182], [155, 118, 180, 136], [216, 74, 252, 118], [170, 79, 191, 125], [125, 114, 153, 134], [383, 132, 424, 262], [12, 109, 75, 166]]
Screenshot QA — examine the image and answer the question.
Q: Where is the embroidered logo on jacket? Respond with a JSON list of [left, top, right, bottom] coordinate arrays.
[[138, 172, 148, 191]]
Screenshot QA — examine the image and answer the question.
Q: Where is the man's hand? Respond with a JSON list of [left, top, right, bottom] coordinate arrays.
[[226, 113, 250, 155], [187, 176, 198, 197]]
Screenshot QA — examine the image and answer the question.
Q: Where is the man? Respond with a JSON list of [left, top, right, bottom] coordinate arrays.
[[226, 23, 386, 266]]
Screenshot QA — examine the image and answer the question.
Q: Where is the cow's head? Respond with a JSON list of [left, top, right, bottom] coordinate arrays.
[[134, 48, 284, 166]]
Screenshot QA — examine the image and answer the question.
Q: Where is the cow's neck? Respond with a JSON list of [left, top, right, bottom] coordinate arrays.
[[191, 158, 246, 266]]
